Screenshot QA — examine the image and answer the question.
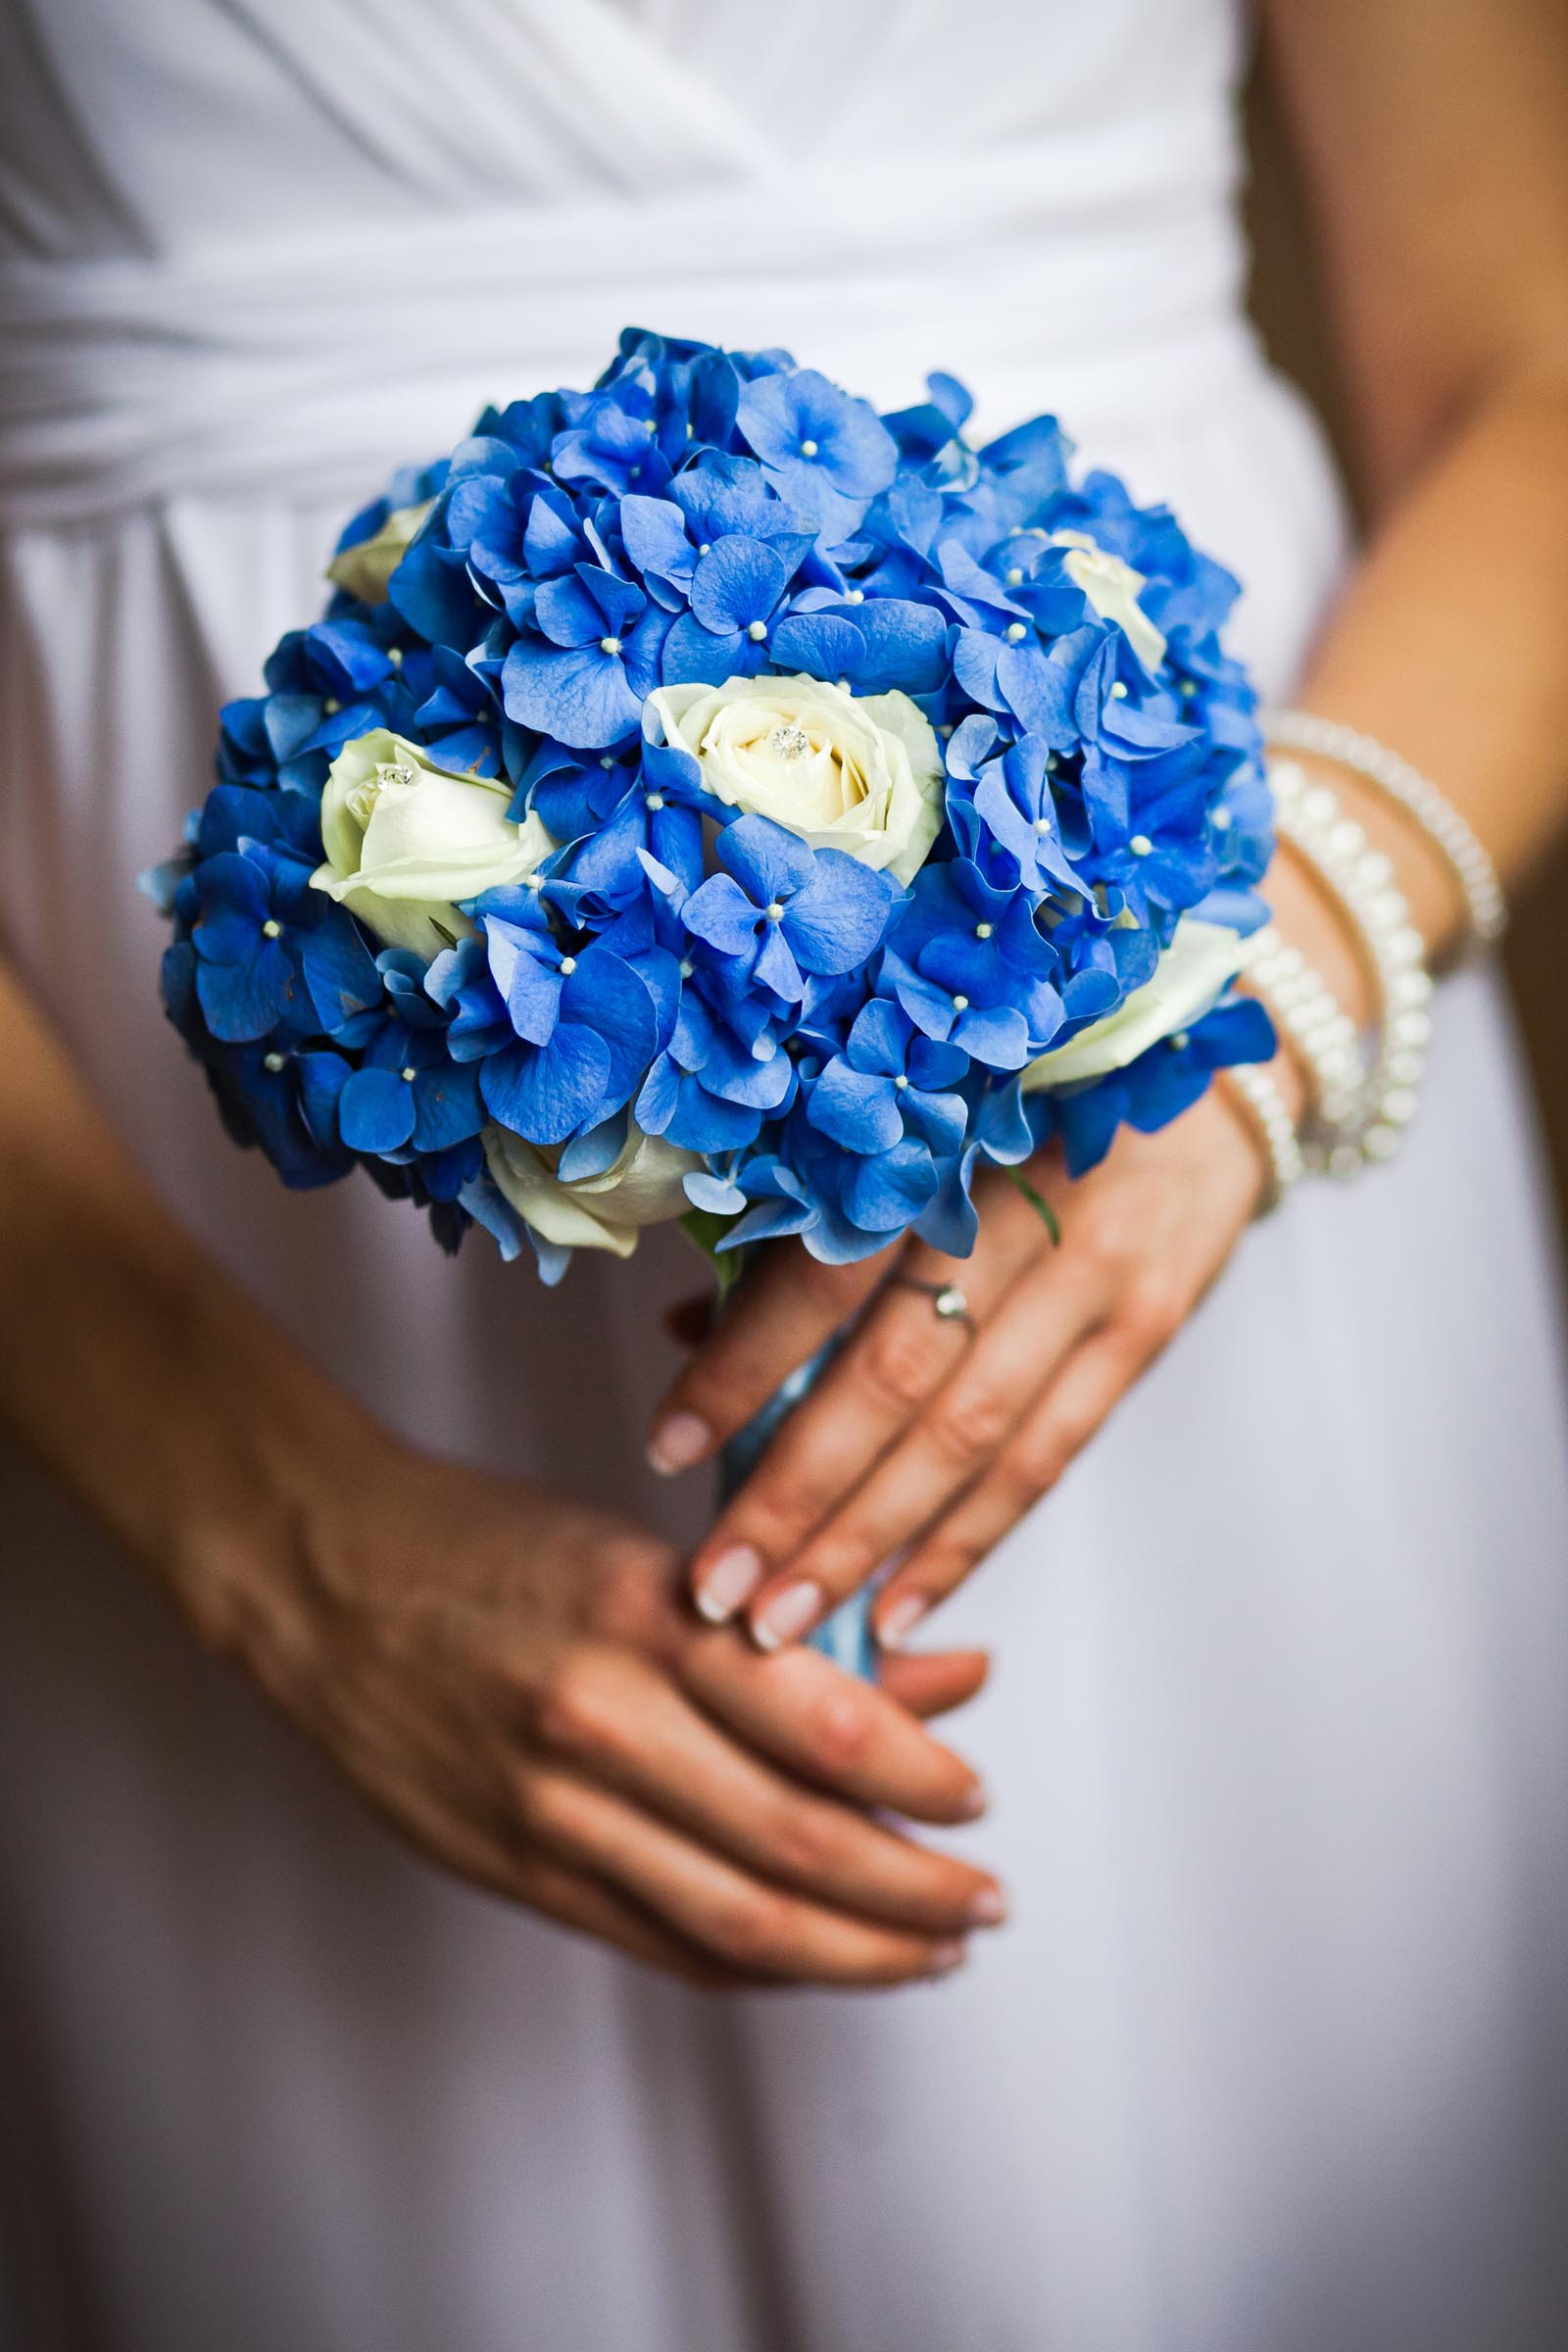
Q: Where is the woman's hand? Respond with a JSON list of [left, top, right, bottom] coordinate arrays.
[[0, 963, 999, 1995], [651, 1088, 1267, 1654], [185, 1431, 1002, 1989]]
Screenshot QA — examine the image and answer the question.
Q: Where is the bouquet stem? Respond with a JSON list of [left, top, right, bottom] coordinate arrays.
[[717, 1336, 876, 1680]]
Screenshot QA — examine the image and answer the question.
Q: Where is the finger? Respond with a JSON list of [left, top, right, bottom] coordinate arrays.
[[874, 1323, 1151, 1649], [688, 1183, 1054, 1627], [531, 1644, 1004, 1934], [679, 1631, 989, 1827], [384, 1785, 746, 1988], [518, 1766, 970, 1985], [878, 1647, 991, 1719], [743, 1252, 1108, 1649], [645, 1239, 894, 1478], [515, 1851, 751, 1988]]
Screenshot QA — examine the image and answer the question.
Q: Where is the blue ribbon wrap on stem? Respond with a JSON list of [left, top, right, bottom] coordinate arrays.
[[715, 1332, 878, 1682]]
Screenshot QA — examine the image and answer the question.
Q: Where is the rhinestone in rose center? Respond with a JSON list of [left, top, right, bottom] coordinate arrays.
[[767, 723, 811, 760]]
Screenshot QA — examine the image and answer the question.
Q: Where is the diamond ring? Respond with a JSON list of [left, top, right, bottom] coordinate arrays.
[[892, 1274, 979, 1338]]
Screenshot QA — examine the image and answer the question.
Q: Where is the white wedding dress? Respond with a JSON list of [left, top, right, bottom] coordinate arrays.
[[3, 3, 1568, 2346]]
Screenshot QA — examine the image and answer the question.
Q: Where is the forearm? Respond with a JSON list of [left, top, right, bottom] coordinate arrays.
[[1290, 378, 1568, 938], [0, 956, 374, 1639], [1247, 371, 1568, 1102]]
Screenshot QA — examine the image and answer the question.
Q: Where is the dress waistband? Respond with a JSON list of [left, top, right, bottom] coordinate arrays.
[[0, 111, 1257, 528]]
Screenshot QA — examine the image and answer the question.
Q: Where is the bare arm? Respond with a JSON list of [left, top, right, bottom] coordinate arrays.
[[1264, 0, 1568, 932], [657, 0, 1568, 1649]]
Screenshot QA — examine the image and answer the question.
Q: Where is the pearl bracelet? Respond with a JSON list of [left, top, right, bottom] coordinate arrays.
[[1265, 709, 1507, 948], [1218, 1063, 1304, 1214], [1239, 923, 1362, 1126], [1269, 759, 1434, 1177]]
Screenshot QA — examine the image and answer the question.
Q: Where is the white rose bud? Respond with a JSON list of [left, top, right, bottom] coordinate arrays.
[[312, 729, 553, 958], [324, 500, 435, 605], [483, 1122, 703, 1257], [1020, 917, 1245, 1090], [646, 672, 945, 885], [1050, 530, 1167, 674]]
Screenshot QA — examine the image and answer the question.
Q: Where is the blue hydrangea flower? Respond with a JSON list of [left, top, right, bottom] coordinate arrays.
[[190, 844, 378, 1044], [680, 816, 893, 1006], [883, 861, 1064, 1068], [807, 998, 968, 1158]]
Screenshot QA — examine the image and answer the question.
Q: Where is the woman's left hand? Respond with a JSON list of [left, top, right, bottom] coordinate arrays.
[[648, 1088, 1268, 1653]]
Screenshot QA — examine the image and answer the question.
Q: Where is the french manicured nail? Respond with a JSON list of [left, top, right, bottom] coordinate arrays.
[[647, 1410, 713, 1476], [966, 1886, 1007, 1928], [692, 1544, 765, 1624], [876, 1592, 929, 1651], [927, 1939, 968, 1975], [750, 1578, 824, 1652]]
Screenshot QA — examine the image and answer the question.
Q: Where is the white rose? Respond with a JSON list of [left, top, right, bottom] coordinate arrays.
[[646, 672, 945, 885], [324, 499, 435, 605], [1020, 917, 1246, 1090], [483, 1122, 702, 1258], [1050, 530, 1167, 674], [312, 729, 553, 958]]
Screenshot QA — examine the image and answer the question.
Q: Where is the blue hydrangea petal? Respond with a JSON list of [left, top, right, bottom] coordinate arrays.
[[682, 872, 765, 956], [412, 1060, 484, 1153], [480, 1024, 612, 1145], [619, 494, 697, 602], [194, 939, 298, 1043], [846, 995, 908, 1076], [561, 948, 660, 1103], [781, 856, 890, 975], [808, 1059, 902, 1155], [767, 612, 866, 680], [666, 1088, 765, 1154], [502, 639, 643, 750], [633, 1053, 680, 1135], [836, 598, 950, 695], [534, 571, 607, 648], [717, 813, 814, 907], [296, 1050, 353, 1147], [907, 1033, 970, 1090], [660, 611, 753, 686], [902, 1084, 968, 1155], [954, 1002, 1029, 1068], [843, 1139, 939, 1232], [339, 1066, 417, 1153], [300, 916, 381, 1035], [689, 536, 790, 633]]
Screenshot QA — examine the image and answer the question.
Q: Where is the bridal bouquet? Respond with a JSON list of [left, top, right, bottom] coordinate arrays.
[[147, 328, 1273, 1286]]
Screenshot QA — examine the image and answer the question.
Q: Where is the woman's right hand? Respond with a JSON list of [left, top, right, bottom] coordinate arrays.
[[182, 1431, 1003, 1990], [0, 963, 998, 1990]]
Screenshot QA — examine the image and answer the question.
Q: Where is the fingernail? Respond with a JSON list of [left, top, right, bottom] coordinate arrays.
[[692, 1544, 765, 1624], [966, 1886, 1007, 1928], [955, 1780, 989, 1822], [927, 1939, 968, 1976], [750, 1578, 825, 1652], [876, 1592, 928, 1651], [647, 1410, 713, 1477]]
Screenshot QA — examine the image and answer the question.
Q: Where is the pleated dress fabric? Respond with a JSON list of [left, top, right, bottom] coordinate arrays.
[[2, 3, 1567, 2347]]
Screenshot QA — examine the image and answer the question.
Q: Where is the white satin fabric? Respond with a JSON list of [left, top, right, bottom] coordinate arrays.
[[3, 4, 1568, 2348]]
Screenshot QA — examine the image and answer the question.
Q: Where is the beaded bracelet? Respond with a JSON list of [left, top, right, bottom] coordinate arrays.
[[1268, 759, 1434, 1177], [1218, 1063, 1305, 1214], [1238, 923, 1362, 1127], [1265, 709, 1507, 948]]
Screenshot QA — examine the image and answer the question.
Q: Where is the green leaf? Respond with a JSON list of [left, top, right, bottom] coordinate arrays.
[[679, 1209, 748, 1297], [1005, 1165, 1061, 1247]]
